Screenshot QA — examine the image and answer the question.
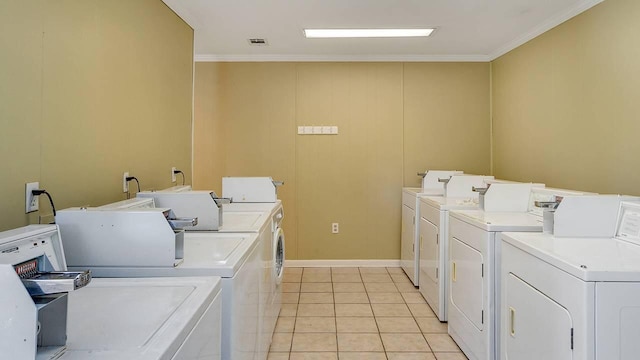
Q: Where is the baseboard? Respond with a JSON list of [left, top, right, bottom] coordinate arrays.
[[284, 259, 401, 268]]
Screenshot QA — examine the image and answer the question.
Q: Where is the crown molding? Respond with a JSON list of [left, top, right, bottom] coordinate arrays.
[[194, 54, 490, 63], [488, 0, 605, 60]]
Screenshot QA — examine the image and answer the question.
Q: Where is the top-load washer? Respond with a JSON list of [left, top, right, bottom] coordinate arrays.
[[140, 180, 286, 360], [220, 178, 285, 360], [500, 196, 640, 360], [447, 184, 589, 360], [0, 224, 222, 360], [402, 170, 465, 286], [223, 200, 285, 360], [56, 207, 261, 360], [417, 175, 494, 321]]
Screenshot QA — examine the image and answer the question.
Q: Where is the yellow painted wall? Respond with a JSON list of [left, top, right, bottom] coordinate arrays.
[[194, 62, 490, 259], [0, 0, 193, 231], [404, 63, 491, 186], [492, 0, 640, 194]]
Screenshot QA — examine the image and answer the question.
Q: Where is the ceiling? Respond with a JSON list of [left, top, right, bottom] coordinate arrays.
[[162, 0, 604, 62]]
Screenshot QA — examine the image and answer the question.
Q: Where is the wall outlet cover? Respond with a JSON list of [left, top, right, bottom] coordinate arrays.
[[123, 172, 129, 193], [25, 182, 39, 213]]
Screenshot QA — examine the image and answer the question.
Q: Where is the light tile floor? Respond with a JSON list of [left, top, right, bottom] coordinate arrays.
[[269, 267, 468, 360]]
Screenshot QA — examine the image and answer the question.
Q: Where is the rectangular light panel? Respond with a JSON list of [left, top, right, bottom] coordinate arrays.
[[304, 28, 434, 38]]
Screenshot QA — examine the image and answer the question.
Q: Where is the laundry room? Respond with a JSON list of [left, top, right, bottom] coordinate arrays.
[[2, 0, 640, 359]]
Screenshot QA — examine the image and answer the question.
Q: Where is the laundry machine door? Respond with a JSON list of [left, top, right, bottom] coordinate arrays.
[[274, 227, 285, 285], [450, 237, 484, 330], [401, 204, 417, 284], [419, 217, 439, 312], [504, 273, 573, 360]]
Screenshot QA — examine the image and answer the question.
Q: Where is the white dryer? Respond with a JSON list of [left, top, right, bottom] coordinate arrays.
[[56, 208, 262, 360], [0, 225, 222, 360], [500, 196, 640, 360], [401, 170, 465, 286], [447, 185, 592, 360], [448, 183, 538, 360], [417, 175, 493, 321]]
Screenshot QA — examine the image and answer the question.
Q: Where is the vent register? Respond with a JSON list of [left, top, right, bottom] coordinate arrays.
[[248, 38, 268, 46]]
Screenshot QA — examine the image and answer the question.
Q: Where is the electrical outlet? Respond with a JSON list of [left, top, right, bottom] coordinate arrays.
[[332, 223, 339, 234], [171, 167, 177, 183], [123, 172, 129, 193], [25, 182, 39, 213]]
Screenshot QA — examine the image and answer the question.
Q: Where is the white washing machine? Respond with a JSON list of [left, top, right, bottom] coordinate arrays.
[[56, 208, 262, 360], [222, 201, 285, 360], [64, 276, 222, 360], [500, 196, 640, 360], [222, 177, 285, 360], [139, 183, 285, 360], [417, 175, 494, 322], [401, 170, 465, 286], [0, 225, 222, 360]]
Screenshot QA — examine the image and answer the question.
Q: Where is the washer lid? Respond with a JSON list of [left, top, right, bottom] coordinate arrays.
[[450, 209, 542, 232], [181, 232, 259, 277], [502, 232, 640, 282], [218, 211, 270, 233], [63, 276, 220, 358]]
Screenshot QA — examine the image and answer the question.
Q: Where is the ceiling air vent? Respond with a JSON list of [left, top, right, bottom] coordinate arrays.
[[248, 38, 268, 46]]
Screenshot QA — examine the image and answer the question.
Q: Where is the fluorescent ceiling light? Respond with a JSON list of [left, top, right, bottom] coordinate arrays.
[[304, 28, 434, 38]]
